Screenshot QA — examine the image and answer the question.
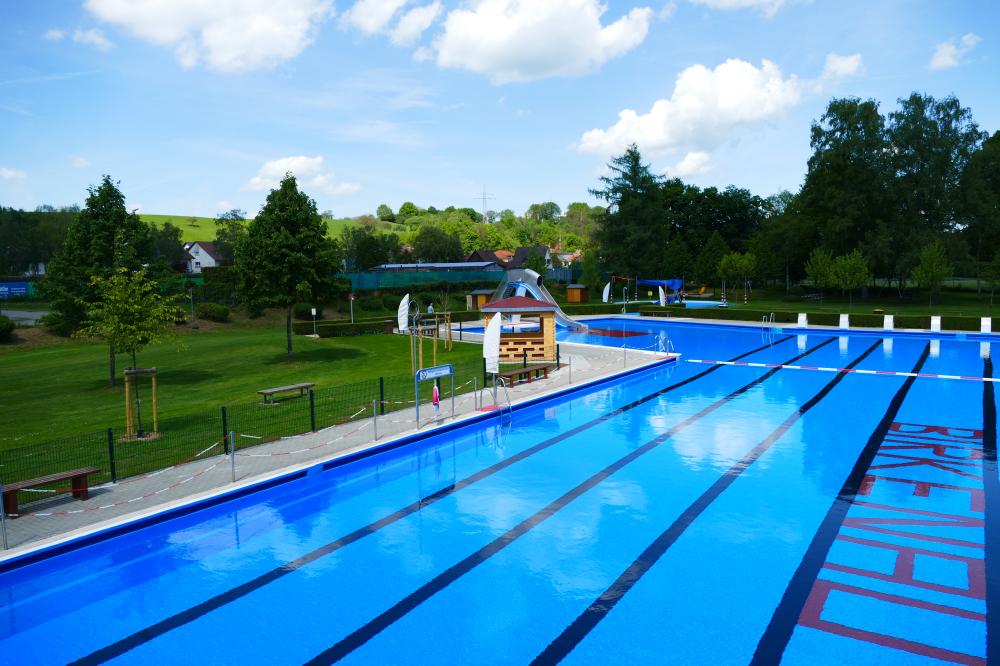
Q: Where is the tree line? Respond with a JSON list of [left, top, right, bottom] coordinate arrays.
[[591, 92, 1000, 304]]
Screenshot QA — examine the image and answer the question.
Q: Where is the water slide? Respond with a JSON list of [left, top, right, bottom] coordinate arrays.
[[489, 269, 588, 331]]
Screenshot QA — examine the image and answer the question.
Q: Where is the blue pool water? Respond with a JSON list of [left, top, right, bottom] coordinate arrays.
[[2, 319, 997, 664]]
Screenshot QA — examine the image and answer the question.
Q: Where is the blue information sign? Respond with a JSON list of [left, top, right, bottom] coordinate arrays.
[[415, 364, 454, 382], [0, 282, 28, 299]]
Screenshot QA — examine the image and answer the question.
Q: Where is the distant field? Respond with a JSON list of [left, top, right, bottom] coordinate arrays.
[[142, 213, 361, 242]]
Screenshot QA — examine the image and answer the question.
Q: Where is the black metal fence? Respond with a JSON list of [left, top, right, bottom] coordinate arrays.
[[0, 359, 504, 506]]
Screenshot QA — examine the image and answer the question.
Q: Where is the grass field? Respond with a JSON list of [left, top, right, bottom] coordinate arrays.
[[719, 285, 1000, 317], [0, 325, 485, 450], [141, 213, 362, 242]]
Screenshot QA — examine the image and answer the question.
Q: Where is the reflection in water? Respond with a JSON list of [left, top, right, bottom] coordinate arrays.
[[982, 342, 991, 359], [930, 339, 940, 358], [882, 337, 893, 358], [797, 335, 807, 352], [838, 336, 848, 355]]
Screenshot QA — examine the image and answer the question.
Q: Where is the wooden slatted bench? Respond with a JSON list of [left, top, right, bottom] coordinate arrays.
[[257, 382, 314, 404], [499, 363, 556, 386], [2, 466, 100, 517]]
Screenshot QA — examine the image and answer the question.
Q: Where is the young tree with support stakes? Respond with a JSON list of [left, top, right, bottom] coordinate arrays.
[[236, 174, 341, 359], [805, 248, 836, 299], [77, 267, 183, 429]]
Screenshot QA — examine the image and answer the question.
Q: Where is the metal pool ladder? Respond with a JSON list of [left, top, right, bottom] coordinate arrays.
[[497, 377, 513, 423]]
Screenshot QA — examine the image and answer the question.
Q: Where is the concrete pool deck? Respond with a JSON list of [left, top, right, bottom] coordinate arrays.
[[1, 340, 674, 559]]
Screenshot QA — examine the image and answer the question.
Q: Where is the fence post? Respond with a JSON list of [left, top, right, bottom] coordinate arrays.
[[230, 431, 236, 483], [309, 389, 316, 432], [482, 357, 487, 386], [522, 349, 527, 369], [106, 428, 118, 483], [556, 344, 561, 369], [372, 399, 378, 440], [458, 320, 463, 341], [221, 406, 229, 455], [379, 377, 385, 416], [0, 482, 7, 550]]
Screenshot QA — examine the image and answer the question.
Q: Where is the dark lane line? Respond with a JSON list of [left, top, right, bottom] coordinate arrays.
[[532, 339, 884, 664], [302, 338, 838, 664], [70, 336, 799, 665], [982, 358, 998, 663], [749, 342, 931, 665]]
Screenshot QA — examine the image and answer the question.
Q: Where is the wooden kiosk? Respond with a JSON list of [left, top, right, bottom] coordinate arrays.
[[480, 296, 557, 363]]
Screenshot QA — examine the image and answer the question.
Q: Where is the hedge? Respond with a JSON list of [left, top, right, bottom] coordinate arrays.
[[639, 307, 994, 332], [195, 302, 230, 322], [0, 315, 14, 342]]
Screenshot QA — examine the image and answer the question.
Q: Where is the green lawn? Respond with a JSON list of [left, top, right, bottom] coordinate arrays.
[[723, 286, 1000, 317], [0, 326, 485, 450], [142, 213, 361, 242]]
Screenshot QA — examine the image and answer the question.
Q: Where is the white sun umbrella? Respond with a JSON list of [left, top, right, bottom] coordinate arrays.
[[658, 285, 666, 307], [397, 293, 410, 332], [602, 282, 611, 303], [483, 312, 502, 374]]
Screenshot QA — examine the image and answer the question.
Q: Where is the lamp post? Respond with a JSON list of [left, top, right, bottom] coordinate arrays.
[[311, 307, 317, 336], [349, 293, 355, 323]]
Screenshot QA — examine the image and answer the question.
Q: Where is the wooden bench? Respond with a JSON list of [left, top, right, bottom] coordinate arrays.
[[499, 363, 556, 386], [257, 382, 314, 404], [2, 466, 100, 517]]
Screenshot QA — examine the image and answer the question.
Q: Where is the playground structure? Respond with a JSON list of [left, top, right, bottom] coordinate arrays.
[[481, 296, 558, 363], [603, 276, 684, 307], [123, 367, 158, 439], [489, 268, 587, 331]]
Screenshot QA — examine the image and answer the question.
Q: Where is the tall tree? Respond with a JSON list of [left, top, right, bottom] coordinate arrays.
[[694, 231, 729, 286], [799, 98, 897, 260], [236, 174, 338, 359], [412, 225, 463, 262], [962, 131, 1000, 292], [376, 203, 396, 223], [888, 93, 986, 237], [591, 144, 663, 277], [213, 209, 247, 263], [42, 176, 150, 385]]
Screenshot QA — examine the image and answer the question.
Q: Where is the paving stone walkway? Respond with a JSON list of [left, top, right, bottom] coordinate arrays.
[[1, 341, 671, 556]]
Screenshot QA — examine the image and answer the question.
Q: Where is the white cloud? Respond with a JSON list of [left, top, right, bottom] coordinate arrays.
[[69, 155, 92, 169], [821, 52, 864, 80], [43, 28, 66, 41], [658, 2, 678, 21], [245, 156, 360, 196], [665, 151, 711, 177], [930, 33, 981, 70], [84, 0, 333, 72], [0, 167, 27, 180], [434, 0, 653, 84], [390, 2, 442, 46], [341, 0, 409, 34], [74, 28, 114, 52], [216, 200, 235, 211], [578, 58, 802, 157], [689, 0, 790, 16]]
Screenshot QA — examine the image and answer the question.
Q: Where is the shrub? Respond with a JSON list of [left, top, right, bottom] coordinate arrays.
[[0, 315, 14, 342], [382, 293, 401, 310], [195, 302, 230, 322]]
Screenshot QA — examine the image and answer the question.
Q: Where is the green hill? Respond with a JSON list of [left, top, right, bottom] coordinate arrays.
[[141, 214, 362, 242]]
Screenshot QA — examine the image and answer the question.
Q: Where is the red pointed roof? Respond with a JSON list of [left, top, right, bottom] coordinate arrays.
[[481, 296, 557, 312]]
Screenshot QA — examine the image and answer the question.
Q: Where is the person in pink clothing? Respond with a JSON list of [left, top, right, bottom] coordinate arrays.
[[432, 382, 440, 417]]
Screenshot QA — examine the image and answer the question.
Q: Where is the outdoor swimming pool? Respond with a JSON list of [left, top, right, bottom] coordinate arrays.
[[1, 319, 995, 664]]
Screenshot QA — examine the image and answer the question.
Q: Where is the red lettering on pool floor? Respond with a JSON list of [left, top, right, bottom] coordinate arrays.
[[825, 534, 985, 598], [791, 422, 989, 662], [859, 475, 985, 512], [586, 328, 645, 338], [799, 580, 986, 666]]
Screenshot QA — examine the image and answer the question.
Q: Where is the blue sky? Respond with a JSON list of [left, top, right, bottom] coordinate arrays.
[[1, 0, 997, 219]]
